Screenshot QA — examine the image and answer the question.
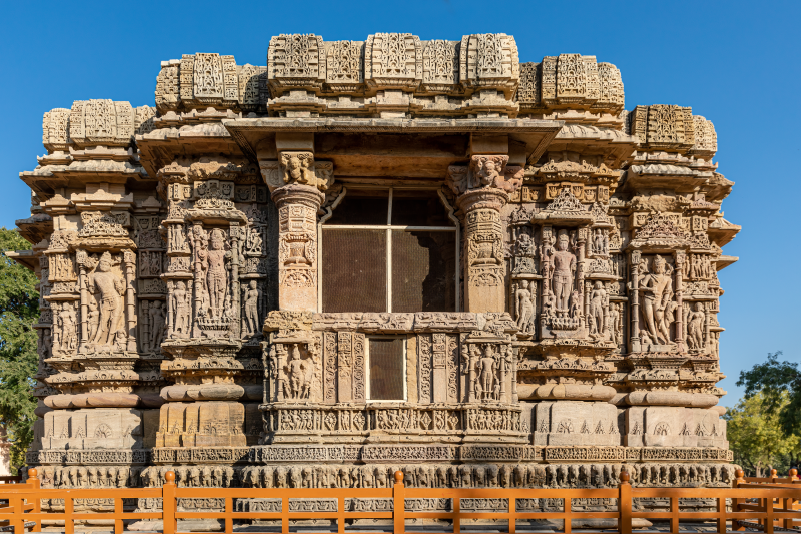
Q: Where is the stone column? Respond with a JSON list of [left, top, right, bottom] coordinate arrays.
[[629, 250, 641, 353], [123, 249, 137, 352], [674, 250, 686, 351], [456, 188, 509, 313], [272, 184, 324, 312]]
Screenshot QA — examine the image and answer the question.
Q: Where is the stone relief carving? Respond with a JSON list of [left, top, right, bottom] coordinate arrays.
[[16, 33, 739, 519]]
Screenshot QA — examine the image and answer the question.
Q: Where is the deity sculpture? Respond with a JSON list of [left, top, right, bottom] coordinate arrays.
[[610, 302, 622, 345], [687, 302, 706, 350], [192, 225, 210, 311], [88, 252, 125, 346], [638, 255, 676, 346], [474, 345, 497, 402], [171, 281, 190, 336], [243, 280, 261, 337], [515, 280, 535, 334], [149, 301, 166, 348], [546, 231, 577, 313], [588, 281, 607, 339], [592, 228, 608, 256], [246, 228, 263, 255], [206, 228, 230, 317], [57, 302, 78, 352], [284, 345, 311, 400], [512, 231, 536, 274], [87, 301, 100, 342]]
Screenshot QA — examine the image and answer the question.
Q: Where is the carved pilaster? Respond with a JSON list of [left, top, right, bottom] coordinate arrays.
[[629, 250, 641, 353], [272, 184, 324, 312], [457, 188, 509, 313]]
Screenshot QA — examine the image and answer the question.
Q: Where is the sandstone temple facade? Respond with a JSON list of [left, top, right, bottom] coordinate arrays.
[[11, 33, 739, 521]]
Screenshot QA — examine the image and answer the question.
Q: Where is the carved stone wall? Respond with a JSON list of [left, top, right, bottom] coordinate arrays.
[[14, 33, 738, 521]]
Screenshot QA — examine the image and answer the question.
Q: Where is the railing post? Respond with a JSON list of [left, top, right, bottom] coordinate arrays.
[[9, 495, 23, 534], [766, 487, 774, 534], [733, 469, 745, 531], [393, 470, 405, 534], [771, 469, 778, 483], [619, 468, 631, 534], [790, 469, 800, 528], [163, 471, 176, 534], [27, 468, 41, 531]]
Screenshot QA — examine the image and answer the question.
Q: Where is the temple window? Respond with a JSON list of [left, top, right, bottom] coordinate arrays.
[[321, 187, 457, 313], [366, 336, 406, 401]]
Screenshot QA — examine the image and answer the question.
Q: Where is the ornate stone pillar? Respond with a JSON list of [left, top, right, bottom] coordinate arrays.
[[271, 184, 324, 312], [674, 250, 686, 351], [629, 249, 641, 353], [123, 249, 137, 352], [457, 188, 509, 313]]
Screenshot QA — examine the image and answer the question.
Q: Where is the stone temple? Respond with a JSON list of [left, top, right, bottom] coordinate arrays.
[[11, 33, 740, 520]]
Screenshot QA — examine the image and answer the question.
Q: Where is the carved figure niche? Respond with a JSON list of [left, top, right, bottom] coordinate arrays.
[[235, 185, 270, 343], [508, 206, 537, 337], [80, 251, 128, 352], [540, 226, 583, 337], [466, 342, 514, 404], [135, 215, 167, 355], [268, 338, 321, 403], [190, 225, 237, 338], [635, 254, 679, 351]]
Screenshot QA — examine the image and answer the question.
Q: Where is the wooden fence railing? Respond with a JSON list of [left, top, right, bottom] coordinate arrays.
[[3, 468, 801, 534]]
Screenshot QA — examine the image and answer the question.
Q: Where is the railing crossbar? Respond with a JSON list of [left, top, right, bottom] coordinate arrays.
[[3, 468, 801, 534]]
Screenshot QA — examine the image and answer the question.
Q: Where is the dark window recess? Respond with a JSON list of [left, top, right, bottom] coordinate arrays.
[[391, 190, 453, 227], [325, 189, 388, 225], [369, 338, 405, 401], [392, 230, 455, 313], [322, 229, 386, 313]]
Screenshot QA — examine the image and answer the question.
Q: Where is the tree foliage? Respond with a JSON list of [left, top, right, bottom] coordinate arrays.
[[724, 391, 801, 477], [0, 228, 39, 468], [737, 352, 801, 438]]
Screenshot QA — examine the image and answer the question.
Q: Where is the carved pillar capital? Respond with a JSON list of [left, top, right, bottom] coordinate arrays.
[[260, 155, 334, 194]]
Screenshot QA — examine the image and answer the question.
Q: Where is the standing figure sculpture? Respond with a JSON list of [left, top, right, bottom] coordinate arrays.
[[475, 345, 497, 401], [638, 255, 676, 345], [58, 302, 78, 352], [588, 281, 607, 338], [284, 345, 308, 400], [243, 280, 261, 337], [687, 302, 706, 350], [88, 252, 125, 346], [172, 281, 190, 337], [515, 280, 535, 334], [149, 301, 166, 349], [547, 231, 577, 313], [206, 229, 229, 318]]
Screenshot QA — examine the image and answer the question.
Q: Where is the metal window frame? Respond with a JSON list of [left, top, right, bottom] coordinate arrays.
[[317, 185, 460, 313], [365, 335, 407, 403]]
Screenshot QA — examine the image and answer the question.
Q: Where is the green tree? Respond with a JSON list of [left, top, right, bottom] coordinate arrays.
[[0, 227, 40, 468], [737, 351, 801, 437], [724, 391, 801, 476]]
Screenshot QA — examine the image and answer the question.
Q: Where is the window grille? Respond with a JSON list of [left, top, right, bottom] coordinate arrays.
[[320, 187, 458, 313], [367, 337, 405, 401]]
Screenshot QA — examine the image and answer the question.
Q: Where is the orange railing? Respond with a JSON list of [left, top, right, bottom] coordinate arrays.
[[3, 468, 801, 534]]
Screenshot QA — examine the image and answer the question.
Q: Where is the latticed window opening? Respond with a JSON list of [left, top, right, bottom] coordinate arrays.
[[367, 336, 406, 401], [321, 187, 457, 313]]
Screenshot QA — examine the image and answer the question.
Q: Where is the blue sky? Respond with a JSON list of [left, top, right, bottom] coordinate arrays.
[[1, 0, 798, 406]]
